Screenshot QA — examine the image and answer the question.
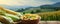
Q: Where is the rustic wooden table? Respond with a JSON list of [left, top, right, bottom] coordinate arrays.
[[14, 21, 60, 24], [39, 21, 60, 24]]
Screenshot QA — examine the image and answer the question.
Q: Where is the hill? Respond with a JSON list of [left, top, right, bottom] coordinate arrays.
[[0, 5, 31, 11], [40, 2, 60, 9]]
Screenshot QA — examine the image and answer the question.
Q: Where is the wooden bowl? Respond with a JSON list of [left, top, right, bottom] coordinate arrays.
[[14, 18, 40, 24]]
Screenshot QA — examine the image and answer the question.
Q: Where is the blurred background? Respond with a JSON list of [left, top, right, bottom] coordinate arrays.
[[0, 0, 60, 24]]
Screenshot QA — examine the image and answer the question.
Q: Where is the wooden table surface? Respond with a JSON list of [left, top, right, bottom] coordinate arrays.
[[14, 21, 60, 24], [39, 21, 60, 24]]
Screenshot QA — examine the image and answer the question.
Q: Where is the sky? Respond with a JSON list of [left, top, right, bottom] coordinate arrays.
[[0, 0, 60, 6]]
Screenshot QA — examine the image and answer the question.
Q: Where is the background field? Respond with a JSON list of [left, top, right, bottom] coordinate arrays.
[[2, 2, 60, 21]]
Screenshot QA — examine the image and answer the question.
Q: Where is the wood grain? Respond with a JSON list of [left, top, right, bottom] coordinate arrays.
[[39, 21, 60, 24]]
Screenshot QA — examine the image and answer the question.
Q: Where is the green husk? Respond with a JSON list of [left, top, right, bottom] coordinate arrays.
[[2, 16, 14, 24], [5, 13, 20, 21]]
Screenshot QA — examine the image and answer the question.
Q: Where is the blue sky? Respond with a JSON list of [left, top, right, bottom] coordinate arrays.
[[0, 0, 60, 6]]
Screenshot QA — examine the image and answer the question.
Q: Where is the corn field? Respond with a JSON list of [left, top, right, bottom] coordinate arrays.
[[38, 11, 60, 21]]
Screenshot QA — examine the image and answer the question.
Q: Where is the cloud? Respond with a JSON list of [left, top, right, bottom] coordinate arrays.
[[17, 0, 54, 6], [0, 0, 58, 6], [0, 0, 23, 6]]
